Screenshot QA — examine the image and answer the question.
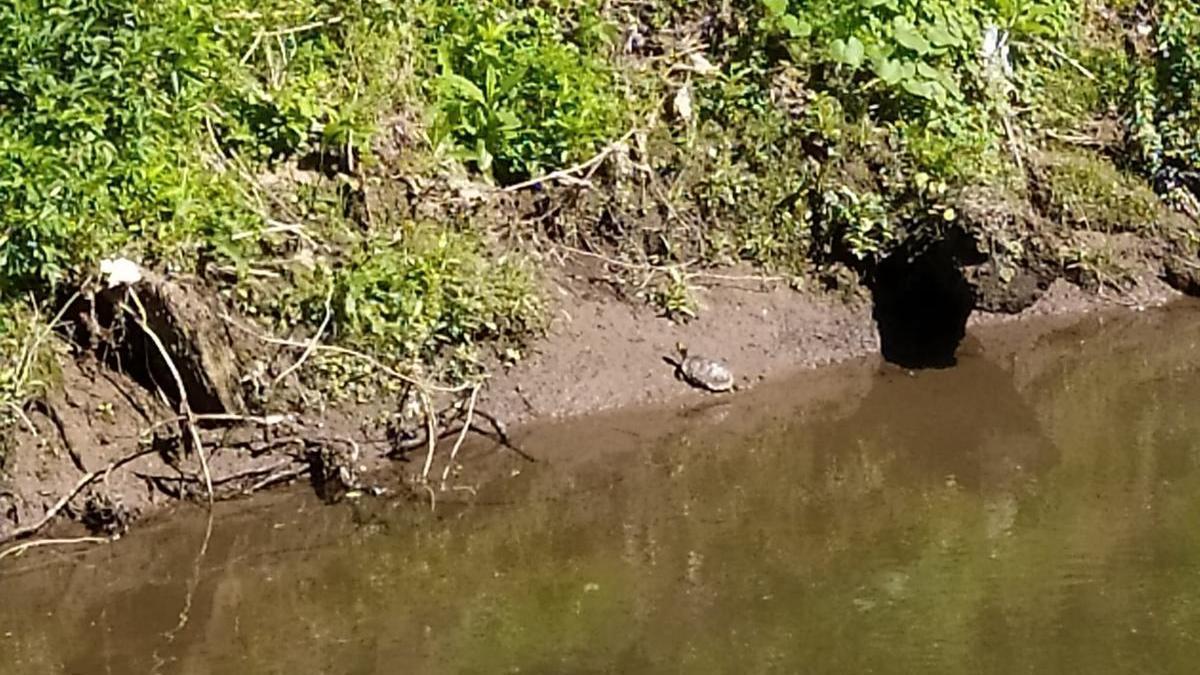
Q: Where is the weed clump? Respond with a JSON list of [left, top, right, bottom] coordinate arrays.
[[1128, 0, 1200, 201], [295, 224, 541, 364], [422, 0, 624, 184], [1036, 150, 1162, 233]]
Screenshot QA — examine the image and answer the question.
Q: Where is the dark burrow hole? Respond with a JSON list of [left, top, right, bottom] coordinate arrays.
[[868, 242, 978, 370]]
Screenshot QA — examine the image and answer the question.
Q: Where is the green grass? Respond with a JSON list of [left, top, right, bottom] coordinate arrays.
[[0, 300, 58, 434], [1036, 149, 1162, 234]]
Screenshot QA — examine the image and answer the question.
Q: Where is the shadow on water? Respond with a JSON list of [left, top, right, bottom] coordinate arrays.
[[3, 303, 1200, 674]]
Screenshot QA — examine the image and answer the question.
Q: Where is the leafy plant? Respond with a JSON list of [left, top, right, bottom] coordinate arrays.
[[280, 222, 542, 364], [651, 268, 698, 321], [1129, 1, 1200, 199], [423, 0, 624, 183], [0, 0, 406, 293]]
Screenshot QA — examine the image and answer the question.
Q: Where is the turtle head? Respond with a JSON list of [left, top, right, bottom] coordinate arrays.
[[675, 341, 688, 358]]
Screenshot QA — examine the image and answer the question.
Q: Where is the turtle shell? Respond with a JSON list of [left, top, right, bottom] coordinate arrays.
[[679, 355, 734, 392]]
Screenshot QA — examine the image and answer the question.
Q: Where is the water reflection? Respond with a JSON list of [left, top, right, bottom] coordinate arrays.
[[812, 349, 1058, 493]]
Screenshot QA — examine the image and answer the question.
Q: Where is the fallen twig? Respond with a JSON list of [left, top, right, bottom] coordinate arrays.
[[137, 459, 296, 491], [419, 392, 439, 481], [138, 412, 294, 441], [221, 313, 471, 394], [503, 130, 637, 193], [1041, 40, 1096, 81], [441, 385, 480, 487], [273, 284, 334, 386], [5, 401, 37, 437], [0, 536, 113, 563], [0, 448, 158, 545], [244, 465, 309, 495], [126, 291, 215, 506]]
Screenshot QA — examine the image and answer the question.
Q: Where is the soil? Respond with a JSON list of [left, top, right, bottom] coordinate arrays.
[[0, 251, 1190, 551]]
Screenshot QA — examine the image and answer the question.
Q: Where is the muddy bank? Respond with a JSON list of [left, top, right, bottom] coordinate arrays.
[[0, 257, 1191, 551], [479, 265, 1183, 425]]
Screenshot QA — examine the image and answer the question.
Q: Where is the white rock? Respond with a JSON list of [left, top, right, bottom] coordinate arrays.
[[100, 257, 143, 289], [674, 84, 693, 122], [689, 53, 718, 76]]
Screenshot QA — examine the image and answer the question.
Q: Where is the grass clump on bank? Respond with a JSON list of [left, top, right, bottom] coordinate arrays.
[[272, 222, 542, 369], [1035, 149, 1162, 234]]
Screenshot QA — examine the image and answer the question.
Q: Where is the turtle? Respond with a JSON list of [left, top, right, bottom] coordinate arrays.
[[665, 342, 735, 392]]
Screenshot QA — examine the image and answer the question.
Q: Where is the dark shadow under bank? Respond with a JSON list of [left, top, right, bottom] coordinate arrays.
[[868, 241, 979, 370]]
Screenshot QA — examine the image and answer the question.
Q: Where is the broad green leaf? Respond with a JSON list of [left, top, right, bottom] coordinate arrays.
[[873, 58, 904, 84], [843, 36, 865, 68], [763, 0, 787, 18], [927, 23, 962, 48], [780, 14, 811, 38], [892, 17, 931, 54], [901, 78, 936, 99], [916, 62, 943, 80], [830, 38, 864, 68], [440, 73, 486, 105]]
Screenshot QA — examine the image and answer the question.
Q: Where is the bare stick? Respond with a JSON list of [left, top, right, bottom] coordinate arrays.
[[126, 291, 214, 506], [138, 459, 294, 490], [1042, 41, 1096, 81], [244, 465, 309, 495], [273, 285, 333, 386], [419, 392, 439, 481], [138, 412, 293, 441], [5, 401, 37, 437], [440, 386, 480, 487], [0, 536, 112, 563], [503, 130, 637, 193], [1001, 113, 1025, 174], [221, 314, 471, 394], [262, 15, 344, 39], [0, 448, 157, 545]]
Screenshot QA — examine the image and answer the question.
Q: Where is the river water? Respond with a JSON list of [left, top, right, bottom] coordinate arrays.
[[2, 304, 1200, 674]]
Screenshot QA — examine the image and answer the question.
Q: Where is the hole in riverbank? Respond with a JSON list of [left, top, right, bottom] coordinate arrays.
[[869, 243, 976, 369], [57, 277, 245, 416]]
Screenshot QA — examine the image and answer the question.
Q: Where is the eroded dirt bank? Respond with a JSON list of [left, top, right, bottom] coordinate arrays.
[[0, 259, 1191, 554]]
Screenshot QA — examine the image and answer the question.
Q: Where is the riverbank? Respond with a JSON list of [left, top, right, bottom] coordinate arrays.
[[0, 259, 1190, 552]]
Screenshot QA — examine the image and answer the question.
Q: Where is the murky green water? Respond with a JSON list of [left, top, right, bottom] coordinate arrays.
[[3, 305, 1200, 674]]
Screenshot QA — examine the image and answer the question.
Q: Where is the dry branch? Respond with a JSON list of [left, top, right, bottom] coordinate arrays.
[[0, 536, 113, 563], [126, 291, 215, 505], [0, 447, 158, 545], [502, 130, 637, 193]]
